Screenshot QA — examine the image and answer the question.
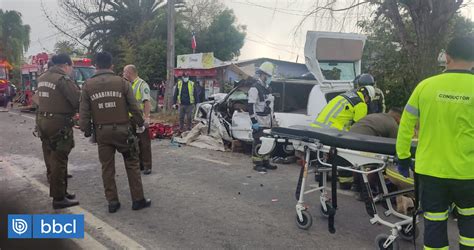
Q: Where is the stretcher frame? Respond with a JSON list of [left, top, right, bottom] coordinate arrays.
[[259, 129, 418, 249]]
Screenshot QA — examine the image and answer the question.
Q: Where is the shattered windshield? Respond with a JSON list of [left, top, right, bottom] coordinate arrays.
[[319, 61, 356, 81]]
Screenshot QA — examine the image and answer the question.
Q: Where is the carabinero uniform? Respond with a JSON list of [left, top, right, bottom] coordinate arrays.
[[36, 66, 80, 199], [79, 69, 146, 204], [248, 78, 274, 167]]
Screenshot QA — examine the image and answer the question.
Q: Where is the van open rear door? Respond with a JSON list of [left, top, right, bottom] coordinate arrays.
[[304, 31, 366, 85]]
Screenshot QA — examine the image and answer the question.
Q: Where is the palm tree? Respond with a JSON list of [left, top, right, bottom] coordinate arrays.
[[0, 10, 31, 65], [60, 0, 165, 52]]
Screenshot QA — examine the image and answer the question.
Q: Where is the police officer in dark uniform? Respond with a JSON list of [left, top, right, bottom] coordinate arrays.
[[79, 52, 151, 213], [36, 54, 80, 209]]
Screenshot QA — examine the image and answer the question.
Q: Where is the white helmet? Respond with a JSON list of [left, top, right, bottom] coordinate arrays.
[[358, 85, 376, 100], [257, 61, 275, 77]]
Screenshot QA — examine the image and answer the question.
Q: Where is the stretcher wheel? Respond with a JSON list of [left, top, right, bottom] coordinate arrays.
[[375, 234, 399, 250], [399, 223, 419, 241], [320, 203, 334, 218], [296, 210, 312, 230]]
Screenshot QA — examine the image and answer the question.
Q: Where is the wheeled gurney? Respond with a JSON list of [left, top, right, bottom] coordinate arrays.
[[258, 125, 418, 250]]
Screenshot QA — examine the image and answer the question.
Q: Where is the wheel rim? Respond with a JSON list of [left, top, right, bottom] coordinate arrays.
[[378, 238, 392, 250], [297, 214, 308, 225]]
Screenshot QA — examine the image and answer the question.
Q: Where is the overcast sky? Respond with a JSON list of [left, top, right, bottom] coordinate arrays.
[[1, 0, 473, 62]]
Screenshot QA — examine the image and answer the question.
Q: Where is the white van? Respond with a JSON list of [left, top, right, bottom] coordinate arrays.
[[195, 31, 367, 142]]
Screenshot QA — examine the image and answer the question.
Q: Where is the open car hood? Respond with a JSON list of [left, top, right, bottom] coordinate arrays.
[[304, 31, 366, 84]]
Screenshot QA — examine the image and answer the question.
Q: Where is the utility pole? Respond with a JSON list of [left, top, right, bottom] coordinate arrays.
[[164, 0, 176, 112]]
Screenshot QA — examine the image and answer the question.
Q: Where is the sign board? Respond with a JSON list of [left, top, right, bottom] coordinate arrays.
[[174, 68, 217, 77], [177, 53, 215, 69]]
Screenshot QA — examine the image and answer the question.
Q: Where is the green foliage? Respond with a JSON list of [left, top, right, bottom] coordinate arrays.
[[360, 14, 474, 109], [135, 39, 167, 83], [0, 9, 30, 65], [195, 9, 246, 61], [60, 0, 246, 83], [54, 40, 86, 56]]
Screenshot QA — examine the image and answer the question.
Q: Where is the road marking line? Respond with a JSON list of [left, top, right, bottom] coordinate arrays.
[[3, 160, 145, 250], [191, 155, 231, 166], [8, 111, 35, 120]]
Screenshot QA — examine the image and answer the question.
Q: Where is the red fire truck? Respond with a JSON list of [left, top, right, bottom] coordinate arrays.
[[71, 57, 95, 88], [0, 59, 13, 109], [18, 53, 95, 110]]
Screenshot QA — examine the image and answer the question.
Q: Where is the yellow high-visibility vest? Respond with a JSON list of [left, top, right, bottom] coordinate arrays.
[[396, 70, 474, 180], [177, 80, 195, 104], [132, 78, 145, 110], [311, 91, 367, 131]]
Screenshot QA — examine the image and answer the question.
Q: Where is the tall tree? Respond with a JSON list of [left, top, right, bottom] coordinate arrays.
[[59, 0, 166, 52], [57, 0, 246, 92], [0, 10, 30, 65], [301, 0, 467, 103], [54, 40, 86, 56], [181, 0, 225, 32], [194, 9, 246, 60], [360, 14, 474, 108]]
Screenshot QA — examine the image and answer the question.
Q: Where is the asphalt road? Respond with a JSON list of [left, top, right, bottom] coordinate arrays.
[[0, 110, 460, 249]]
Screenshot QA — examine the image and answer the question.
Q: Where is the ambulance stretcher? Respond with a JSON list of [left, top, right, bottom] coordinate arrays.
[[258, 125, 418, 250]]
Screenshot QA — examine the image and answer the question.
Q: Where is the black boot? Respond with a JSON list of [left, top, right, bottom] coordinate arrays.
[[67, 174, 73, 178], [132, 198, 151, 210], [66, 192, 76, 200], [143, 169, 152, 175], [253, 164, 267, 173], [264, 162, 278, 170], [108, 201, 121, 213], [52, 197, 79, 209]]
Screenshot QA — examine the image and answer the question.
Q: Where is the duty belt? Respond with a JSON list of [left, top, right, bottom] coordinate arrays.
[[96, 123, 129, 130], [38, 112, 73, 118]]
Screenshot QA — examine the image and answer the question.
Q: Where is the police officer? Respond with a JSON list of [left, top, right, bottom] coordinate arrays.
[[79, 52, 151, 213], [248, 61, 277, 173], [123, 65, 153, 175], [354, 73, 385, 114], [311, 85, 375, 189], [36, 54, 80, 209], [173, 72, 198, 132], [396, 37, 474, 250]]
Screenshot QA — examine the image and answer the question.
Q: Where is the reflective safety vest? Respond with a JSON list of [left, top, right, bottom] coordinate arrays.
[[311, 91, 368, 131], [177, 80, 195, 104], [132, 78, 145, 110], [396, 70, 474, 180]]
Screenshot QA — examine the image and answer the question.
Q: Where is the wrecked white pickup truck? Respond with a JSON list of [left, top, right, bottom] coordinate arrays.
[[194, 31, 367, 144]]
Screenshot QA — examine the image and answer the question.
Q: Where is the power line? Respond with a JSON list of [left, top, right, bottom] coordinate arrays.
[[245, 37, 300, 56], [247, 32, 304, 49], [230, 0, 372, 18]]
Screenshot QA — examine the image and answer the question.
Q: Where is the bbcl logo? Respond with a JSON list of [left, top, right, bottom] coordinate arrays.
[[8, 214, 84, 239], [8, 215, 32, 238], [38, 218, 79, 236]]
